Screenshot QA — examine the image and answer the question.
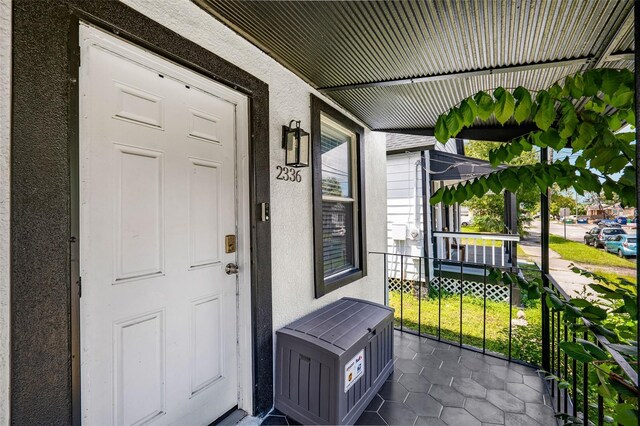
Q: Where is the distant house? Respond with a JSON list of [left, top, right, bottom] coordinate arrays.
[[586, 204, 606, 220]]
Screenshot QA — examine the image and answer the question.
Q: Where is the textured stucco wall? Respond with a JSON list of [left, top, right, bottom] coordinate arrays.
[[0, 0, 10, 424], [120, 0, 387, 332]]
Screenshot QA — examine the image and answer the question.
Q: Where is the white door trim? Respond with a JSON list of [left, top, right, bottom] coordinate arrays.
[[78, 22, 254, 417]]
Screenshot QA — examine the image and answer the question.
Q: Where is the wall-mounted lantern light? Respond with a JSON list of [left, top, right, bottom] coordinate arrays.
[[282, 120, 310, 168]]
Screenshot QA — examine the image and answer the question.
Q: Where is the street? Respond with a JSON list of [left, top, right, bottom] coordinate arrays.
[[526, 219, 636, 243]]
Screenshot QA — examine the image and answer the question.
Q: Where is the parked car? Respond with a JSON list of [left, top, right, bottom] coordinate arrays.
[[597, 219, 622, 228], [604, 234, 637, 258], [577, 217, 588, 224], [615, 216, 628, 225], [584, 227, 627, 248]]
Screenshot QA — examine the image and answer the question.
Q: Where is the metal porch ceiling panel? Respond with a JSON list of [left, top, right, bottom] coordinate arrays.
[[328, 63, 585, 130], [197, 0, 634, 130]]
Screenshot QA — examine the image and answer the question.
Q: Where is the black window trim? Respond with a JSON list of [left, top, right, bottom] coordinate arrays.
[[311, 94, 367, 298]]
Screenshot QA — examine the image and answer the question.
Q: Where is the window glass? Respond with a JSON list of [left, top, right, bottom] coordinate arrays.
[[321, 122, 352, 198], [320, 115, 357, 279]]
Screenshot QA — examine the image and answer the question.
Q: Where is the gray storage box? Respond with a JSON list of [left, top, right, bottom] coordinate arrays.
[[275, 298, 394, 425]]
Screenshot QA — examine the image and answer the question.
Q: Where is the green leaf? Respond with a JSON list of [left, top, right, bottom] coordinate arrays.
[[534, 91, 556, 131], [570, 73, 584, 98], [430, 187, 444, 205], [442, 187, 453, 205], [446, 109, 463, 137], [533, 175, 547, 192], [486, 174, 503, 194], [576, 339, 609, 360], [513, 86, 532, 124], [614, 404, 638, 426], [591, 324, 619, 343], [435, 115, 449, 144], [470, 179, 485, 197], [573, 122, 595, 150], [510, 140, 523, 156], [548, 83, 562, 99], [619, 166, 636, 187], [546, 293, 564, 311], [558, 100, 578, 139], [498, 169, 520, 193], [540, 128, 562, 150], [559, 341, 594, 363], [610, 85, 634, 108], [453, 184, 467, 203], [623, 294, 638, 320], [519, 137, 532, 151], [459, 99, 475, 127], [601, 69, 622, 98], [474, 91, 494, 121], [607, 111, 623, 131], [570, 298, 592, 308], [581, 305, 607, 321], [493, 87, 515, 125], [496, 145, 509, 164], [583, 69, 601, 96]]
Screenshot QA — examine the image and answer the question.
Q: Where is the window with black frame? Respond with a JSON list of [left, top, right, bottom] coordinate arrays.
[[311, 95, 366, 298]]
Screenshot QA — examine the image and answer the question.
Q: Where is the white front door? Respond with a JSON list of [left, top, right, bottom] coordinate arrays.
[[79, 25, 248, 426]]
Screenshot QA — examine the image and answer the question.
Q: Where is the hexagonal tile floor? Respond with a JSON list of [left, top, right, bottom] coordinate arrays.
[[261, 331, 557, 425]]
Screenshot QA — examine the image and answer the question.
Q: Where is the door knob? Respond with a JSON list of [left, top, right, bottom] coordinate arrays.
[[225, 263, 239, 275]]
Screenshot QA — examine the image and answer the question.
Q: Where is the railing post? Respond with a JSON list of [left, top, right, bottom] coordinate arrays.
[[418, 258, 422, 336], [482, 264, 487, 354], [384, 253, 388, 306], [400, 254, 404, 332], [541, 146, 551, 373], [583, 331, 589, 425]]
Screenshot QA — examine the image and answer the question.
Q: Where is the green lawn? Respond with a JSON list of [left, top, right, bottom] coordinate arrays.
[[593, 269, 637, 284], [389, 290, 542, 365], [549, 235, 636, 268]]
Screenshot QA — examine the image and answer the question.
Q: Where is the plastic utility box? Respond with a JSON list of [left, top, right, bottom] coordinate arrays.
[[275, 298, 394, 425]]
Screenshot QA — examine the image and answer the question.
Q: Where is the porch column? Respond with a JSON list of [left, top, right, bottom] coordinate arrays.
[[634, 3, 639, 373]]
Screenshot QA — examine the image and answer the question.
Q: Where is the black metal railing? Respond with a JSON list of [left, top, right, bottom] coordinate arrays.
[[543, 273, 639, 425], [373, 251, 639, 425], [372, 251, 541, 366]]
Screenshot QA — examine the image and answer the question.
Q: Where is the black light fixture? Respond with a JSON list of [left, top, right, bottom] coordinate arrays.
[[282, 120, 310, 168]]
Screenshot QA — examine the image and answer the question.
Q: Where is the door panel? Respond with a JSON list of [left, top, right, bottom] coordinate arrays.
[[80, 25, 242, 426]]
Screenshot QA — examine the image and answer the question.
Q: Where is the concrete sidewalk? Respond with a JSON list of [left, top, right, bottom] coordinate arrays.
[[518, 241, 594, 299]]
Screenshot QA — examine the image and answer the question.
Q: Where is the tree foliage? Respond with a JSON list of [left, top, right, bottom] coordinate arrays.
[[430, 68, 636, 209], [463, 140, 539, 232], [550, 190, 581, 217], [431, 68, 637, 424]]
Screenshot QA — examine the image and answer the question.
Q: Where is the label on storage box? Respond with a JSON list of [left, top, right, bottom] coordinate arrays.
[[344, 349, 365, 392]]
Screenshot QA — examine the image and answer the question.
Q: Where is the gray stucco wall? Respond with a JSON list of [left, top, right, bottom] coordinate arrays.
[[0, 0, 10, 424]]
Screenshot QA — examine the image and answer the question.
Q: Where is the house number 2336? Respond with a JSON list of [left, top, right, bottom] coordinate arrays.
[[276, 166, 302, 183]]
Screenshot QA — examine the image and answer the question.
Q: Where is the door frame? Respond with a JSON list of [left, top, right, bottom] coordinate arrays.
[[11, 2, 273, 424], [77, 23, 254, 421]]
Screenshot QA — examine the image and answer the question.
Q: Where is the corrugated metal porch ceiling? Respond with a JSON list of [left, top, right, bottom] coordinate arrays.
[[196, 0, 634, 133]]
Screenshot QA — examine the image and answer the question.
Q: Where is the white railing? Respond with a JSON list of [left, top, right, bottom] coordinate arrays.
[[432, 231, 520, 267]]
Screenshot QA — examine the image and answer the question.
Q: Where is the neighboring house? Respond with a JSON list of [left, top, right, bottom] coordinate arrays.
[[604, 203, 635, 218], [385, 135, 519, 302], [587, 204, 606, 220]]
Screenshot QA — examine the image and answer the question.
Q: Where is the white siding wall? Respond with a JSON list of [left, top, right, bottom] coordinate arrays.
[[0, 0, 10, 423], [121, 0, 387, 331], [435, 138, 458, 154], [386, 152, 425, 282]]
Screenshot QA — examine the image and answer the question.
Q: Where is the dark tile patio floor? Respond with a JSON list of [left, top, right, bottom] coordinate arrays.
[[261, 331, 557, 426]]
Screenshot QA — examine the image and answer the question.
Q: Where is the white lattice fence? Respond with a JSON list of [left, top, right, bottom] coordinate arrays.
[[387, 278, 415, 293], [429, 276, 510, 302], [387, 276, 511, 302]]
